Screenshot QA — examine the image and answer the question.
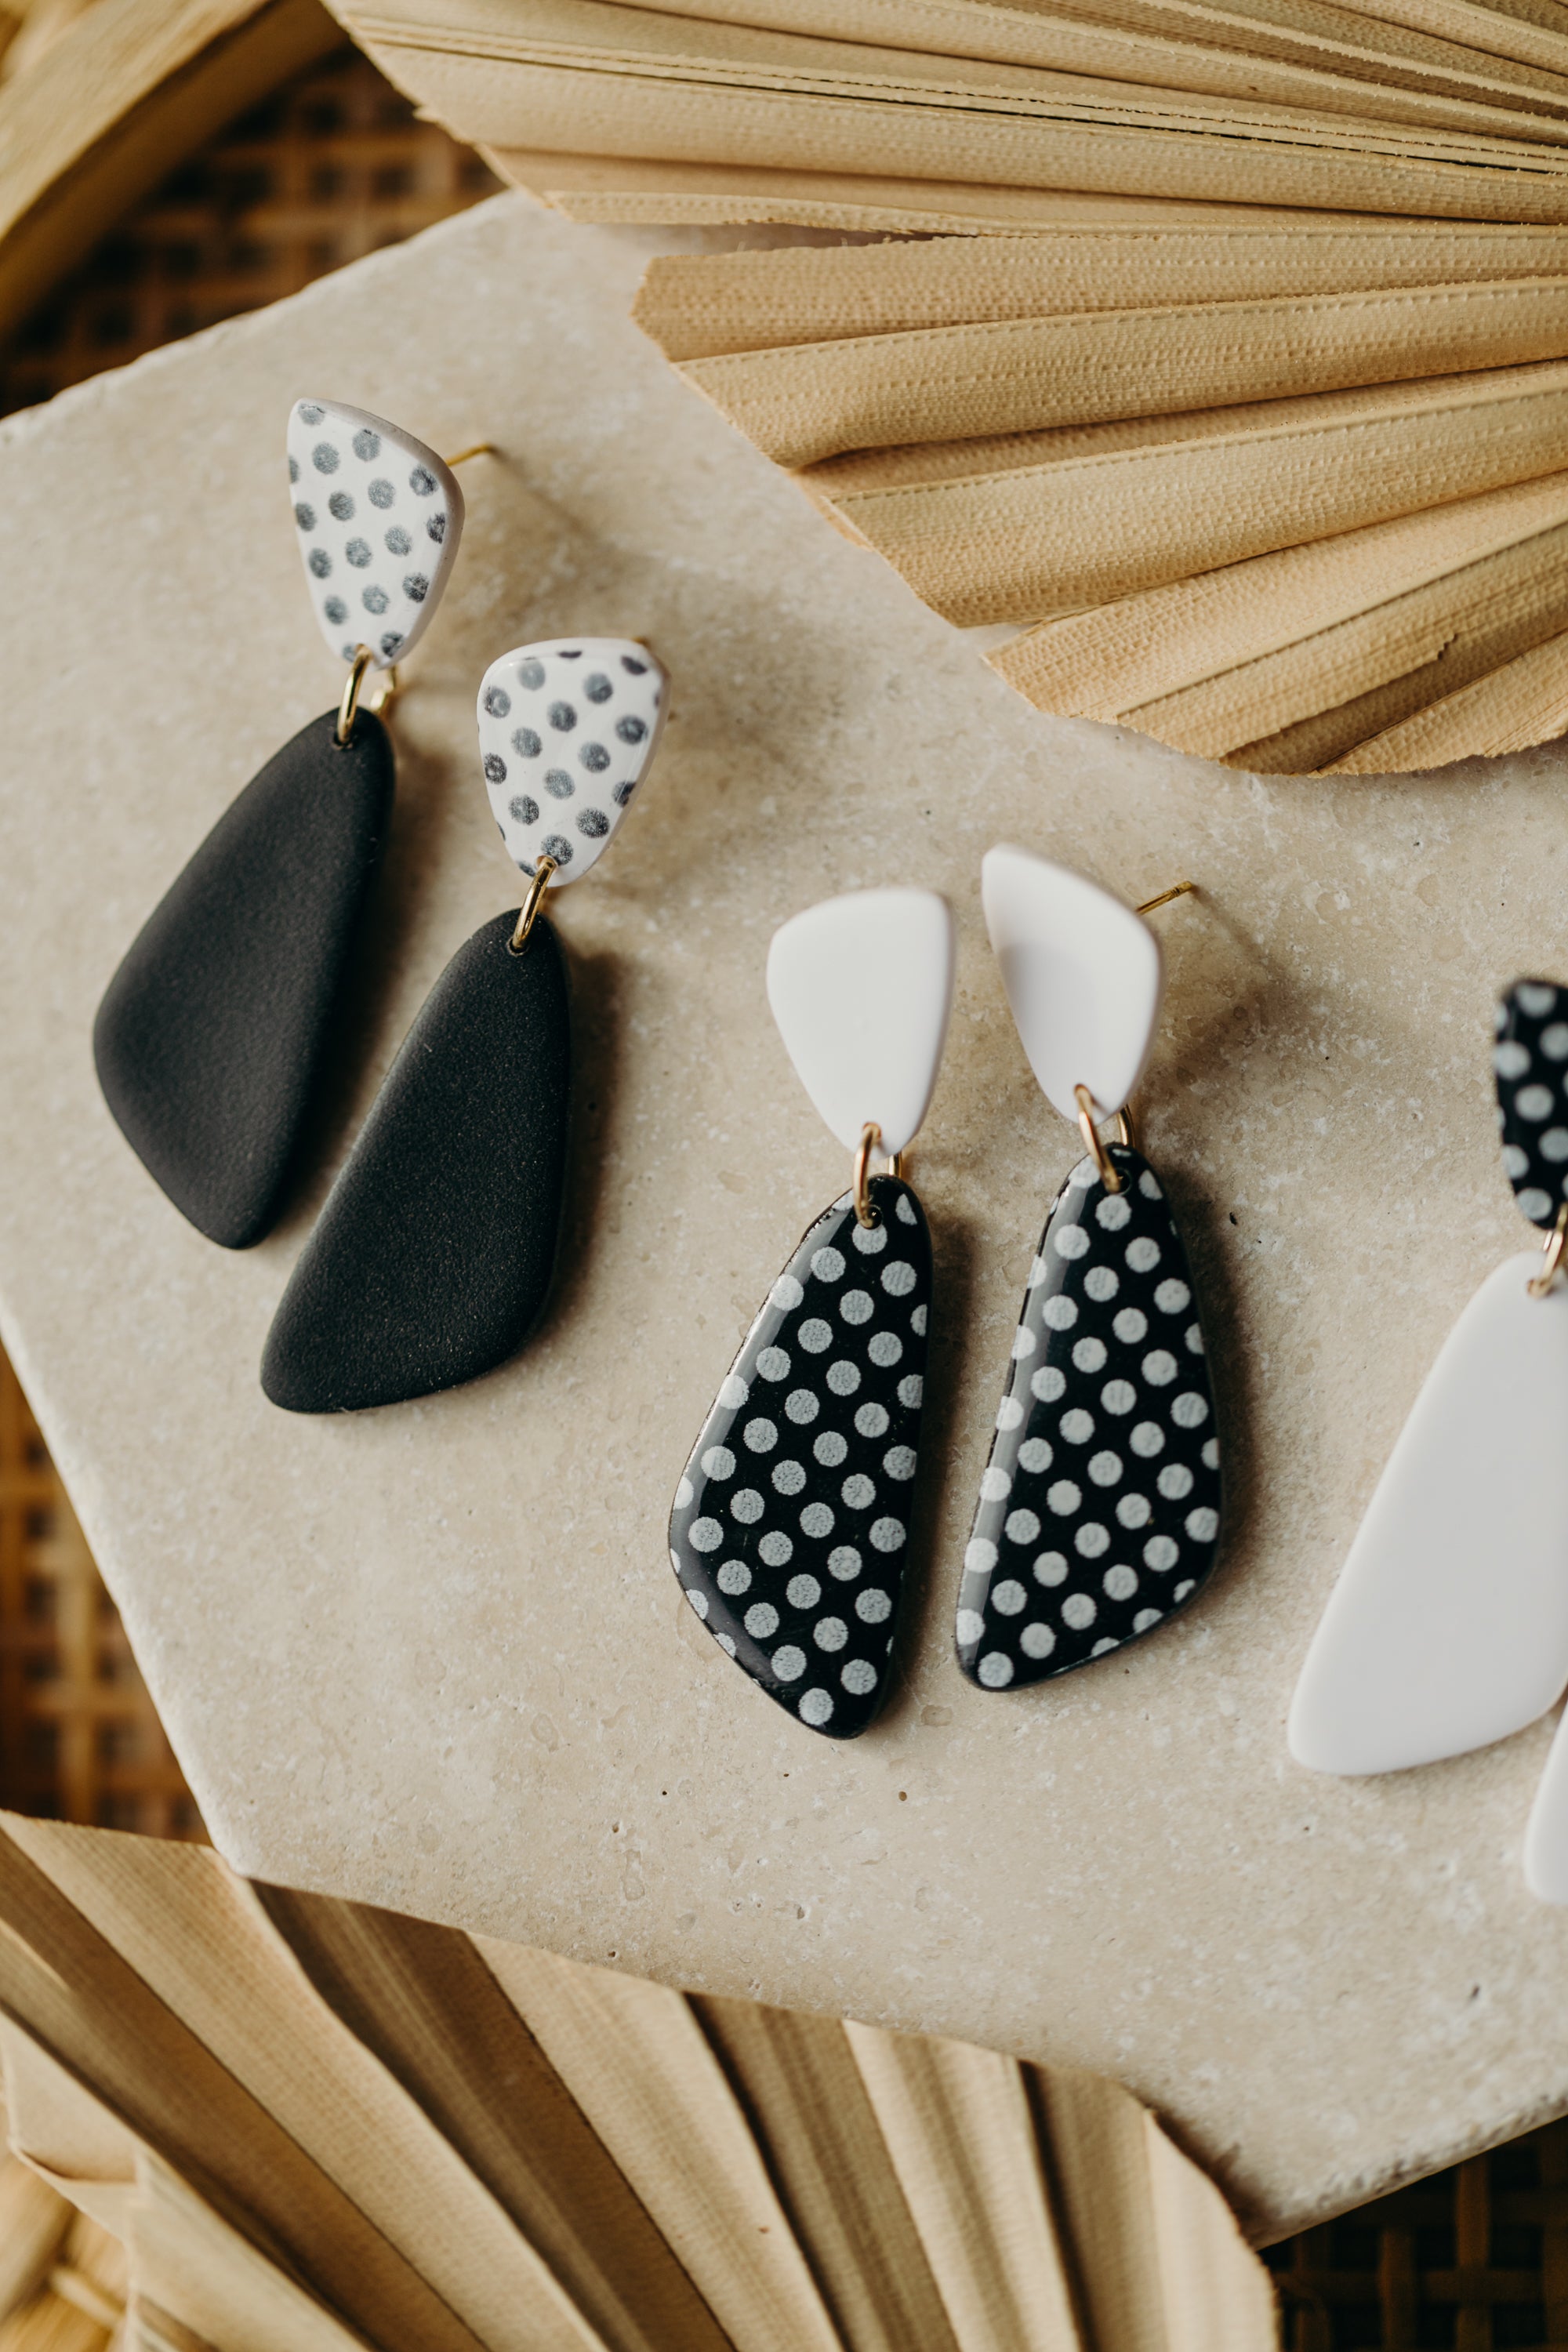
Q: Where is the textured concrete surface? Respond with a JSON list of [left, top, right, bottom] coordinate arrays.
[[4, 191, 1568, 2241]]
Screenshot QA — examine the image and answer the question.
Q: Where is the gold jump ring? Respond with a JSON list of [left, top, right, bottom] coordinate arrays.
[[1529, 1202, 1568, 1298], [336, 644, 375, 746], [853, 1123, 904, 1227], [509, 856, 558, 955], [1075, 1084, 1127, 1195]]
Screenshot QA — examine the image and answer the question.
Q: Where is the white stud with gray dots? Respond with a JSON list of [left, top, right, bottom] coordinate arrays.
[[478, 638, 666, 886], [287, 400, 462, 670]]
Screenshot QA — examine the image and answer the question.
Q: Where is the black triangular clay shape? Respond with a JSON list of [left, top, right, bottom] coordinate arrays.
[[1494, 976, 1568, 1229], [956, 1144, 1222, 1691], [93, 709, 394, 1249], [670, 1174, 932, 1740], [262, 909, 571, 1413]]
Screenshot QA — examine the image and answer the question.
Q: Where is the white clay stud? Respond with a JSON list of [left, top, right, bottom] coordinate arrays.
[[287, 400, 463, 670], [982, 845, 1162, 1122], [767, 888, 955, 1156], [480, 639, 666, 887], [1525, 1708, 1568, 1902], [1289, 1254, 1568, 1776]]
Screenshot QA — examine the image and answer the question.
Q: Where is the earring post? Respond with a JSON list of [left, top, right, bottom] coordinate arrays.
[[1136, 880, 1196, 916], [444, 442, 496, 466]]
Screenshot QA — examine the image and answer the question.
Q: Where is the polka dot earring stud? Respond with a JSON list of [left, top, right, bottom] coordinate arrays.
[[93, 399, 476, 1249], [954, 849, 1222, 1695], [260, 637, 667, 1414], [1290, 981, 1568, 1896], [669, 888, 956, 1740]]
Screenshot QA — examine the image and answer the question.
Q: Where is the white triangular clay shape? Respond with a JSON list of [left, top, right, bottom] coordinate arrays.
[[480, 639, 666, 887], [288, 399, 463, 670], [982, 845, 1162, 1123], [1524, 1710, 1568, 1902], [1289, 1254, 1568, 1777], [767, 889, 954, 1154]]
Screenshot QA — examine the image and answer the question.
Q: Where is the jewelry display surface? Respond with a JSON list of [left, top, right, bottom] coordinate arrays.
[[11, 191, 1568, 2242]]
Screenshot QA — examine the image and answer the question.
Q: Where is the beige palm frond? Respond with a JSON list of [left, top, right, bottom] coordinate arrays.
[[326, 0, 1568, 771], [0, 1813, 1278, 2351]]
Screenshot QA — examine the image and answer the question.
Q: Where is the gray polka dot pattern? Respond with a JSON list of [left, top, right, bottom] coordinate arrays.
[[670, 1176, 931, 1740], [287, 400, 463, 670], [479, 639, 666, 884], [1495, 978, 1568, 1229], [956, 1145, 1221, 1690]]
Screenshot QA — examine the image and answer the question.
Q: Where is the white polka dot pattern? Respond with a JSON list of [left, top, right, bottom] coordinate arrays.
[[1495, 978, 1568, 1229], [956, 1145, 1221, 1690], [670, 1176, 931, 1739], [479, 639, 666, 887], [288, 401, 462, 670]]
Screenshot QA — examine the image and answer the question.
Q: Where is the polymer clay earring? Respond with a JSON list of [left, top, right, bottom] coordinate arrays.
[[669, 889, 955, 1740], [954, 850, 1221, 1693], [93, 399, 469, 1249], [1290, 981, 1568, 1828], [260, 637, 666, 1414]]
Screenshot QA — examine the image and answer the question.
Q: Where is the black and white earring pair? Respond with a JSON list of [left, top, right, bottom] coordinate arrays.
[[94, 397, 480, 1250], [668, 849, 1226, 1743], [954, 849, 1225, 1693], [1290, 977, 1568, 1904]]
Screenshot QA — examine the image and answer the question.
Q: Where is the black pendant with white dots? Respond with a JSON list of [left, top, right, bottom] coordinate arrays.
[[670, 1175, 931, 1740], [1494, 978, 1568, 1229], [956, 1144, 1221, 1691]]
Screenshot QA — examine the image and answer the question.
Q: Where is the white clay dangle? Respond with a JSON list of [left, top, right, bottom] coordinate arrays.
[[767, 888, 955, 1156], [982, 845, 1162, 1123], [1288, 1254, 1568, 1777], [288, 400, 463, 670], [479, 639, 667, 887]]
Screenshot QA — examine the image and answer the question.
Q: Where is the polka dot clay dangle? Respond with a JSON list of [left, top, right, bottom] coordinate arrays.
[[669, 888, 956, 1740], [1290, 978, 1568, 1907], [260, 637, 667, 1414], [955, 850, 1223, 1695], [93, 399, 469, 1249]]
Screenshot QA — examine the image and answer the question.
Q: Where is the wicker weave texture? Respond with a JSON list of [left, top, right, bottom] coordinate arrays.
[[0, 42, 497, 416], [0, 1353, 198, 1836], [1264, 2122, 1568, 2348]]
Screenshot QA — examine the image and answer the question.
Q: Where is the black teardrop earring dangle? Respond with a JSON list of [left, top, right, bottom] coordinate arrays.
[[94, 398, 486, 1250], [669, 887, 956, 1740], [260, 636, 668, 1414], [955, 851, 1224, 1694]]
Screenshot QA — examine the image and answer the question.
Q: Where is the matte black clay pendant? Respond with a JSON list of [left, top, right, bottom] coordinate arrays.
[[93, 709, 394, 1250], [956, 1143, 1221, 1691], [261, 909, 570, 1413], [670, 1174, 931, 1740], [1495, 977, 1568, 1229]]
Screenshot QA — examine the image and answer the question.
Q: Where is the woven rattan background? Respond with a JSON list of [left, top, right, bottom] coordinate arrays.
[[3, 31, 1568, 2342], [1263, 2123, 1568, 2349], [0, 41, 497, 417]]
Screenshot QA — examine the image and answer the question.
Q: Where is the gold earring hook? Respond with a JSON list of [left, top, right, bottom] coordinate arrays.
[[1136, 880, 1196, 917], [1529, 1202, 1568, 1298], [444, 441, 495, 466]]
